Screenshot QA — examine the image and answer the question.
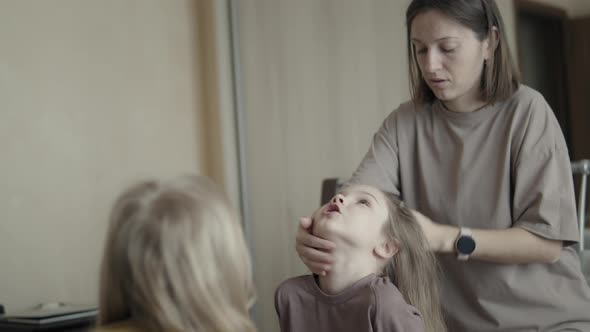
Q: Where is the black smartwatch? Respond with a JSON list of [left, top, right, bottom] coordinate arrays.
[[455, 227, 476, 261]]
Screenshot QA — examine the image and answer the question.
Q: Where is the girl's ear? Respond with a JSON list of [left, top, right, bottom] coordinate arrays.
[[374, 239, 399, 259]]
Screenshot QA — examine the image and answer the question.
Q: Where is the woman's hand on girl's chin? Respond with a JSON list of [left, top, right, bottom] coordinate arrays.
[[295, 217, 336, 276]]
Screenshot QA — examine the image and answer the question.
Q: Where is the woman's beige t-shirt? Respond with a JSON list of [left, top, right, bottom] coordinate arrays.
[[350, 85, 590, 331]]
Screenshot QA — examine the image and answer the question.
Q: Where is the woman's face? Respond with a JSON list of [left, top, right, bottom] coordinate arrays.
[[312, 185, 389, 250], [411, 9, 490, 112]]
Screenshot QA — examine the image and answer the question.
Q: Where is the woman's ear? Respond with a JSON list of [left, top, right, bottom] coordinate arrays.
[[374, 239, 399, 259], [484, 26, 500, 60]]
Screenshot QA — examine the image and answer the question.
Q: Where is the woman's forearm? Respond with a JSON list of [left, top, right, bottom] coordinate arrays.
[[434, 225, 562, 264]]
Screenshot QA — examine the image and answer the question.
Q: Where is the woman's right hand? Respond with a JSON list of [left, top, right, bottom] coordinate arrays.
[[295, 217, 336, 276]]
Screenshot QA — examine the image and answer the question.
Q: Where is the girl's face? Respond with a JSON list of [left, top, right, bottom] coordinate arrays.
[[411, 9, 491, 112], [313, 185, 389, 251]]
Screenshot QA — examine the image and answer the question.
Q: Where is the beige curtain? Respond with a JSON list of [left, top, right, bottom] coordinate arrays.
[[196, 0, 242, 208]]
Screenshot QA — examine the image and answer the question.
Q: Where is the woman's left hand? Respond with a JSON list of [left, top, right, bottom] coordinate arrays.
[[411, 209, 458, 253]]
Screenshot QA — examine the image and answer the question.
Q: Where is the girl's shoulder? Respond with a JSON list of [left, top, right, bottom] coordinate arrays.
[[368, 275, 406, 302], [369, 276, 424, 327], [275, 274, 316, 305]]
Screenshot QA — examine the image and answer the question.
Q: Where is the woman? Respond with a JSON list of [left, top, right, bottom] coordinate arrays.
[[296, 0, 590, 331]]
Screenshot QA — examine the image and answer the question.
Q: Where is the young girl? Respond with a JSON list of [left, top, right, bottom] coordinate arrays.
[[276, 184, 446, 332], [95, 175, 256, 332]]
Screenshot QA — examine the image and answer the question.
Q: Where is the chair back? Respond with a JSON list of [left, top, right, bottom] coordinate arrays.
[[572, 160, 590, 251]]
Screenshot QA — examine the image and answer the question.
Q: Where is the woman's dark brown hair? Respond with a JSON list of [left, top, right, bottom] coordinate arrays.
[[406, 0, 520, 105]]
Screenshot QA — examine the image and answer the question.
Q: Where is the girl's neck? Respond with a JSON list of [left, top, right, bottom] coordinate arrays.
[[318, 249, 381, 294]]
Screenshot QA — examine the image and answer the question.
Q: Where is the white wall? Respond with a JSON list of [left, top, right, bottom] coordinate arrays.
[[0, 0, 205, 312]]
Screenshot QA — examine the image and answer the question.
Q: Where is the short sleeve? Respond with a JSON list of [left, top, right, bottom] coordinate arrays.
[[274, 283, 283, 318], [274, 280, 295, 332], [512, 94, 579, 245], [274, 281, 291, 322], [348, 107, 401, 196], [372, 282, 425, 332]]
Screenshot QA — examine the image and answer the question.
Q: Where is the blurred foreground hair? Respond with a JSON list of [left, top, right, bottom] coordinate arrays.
[[98, 175, 256, 332]]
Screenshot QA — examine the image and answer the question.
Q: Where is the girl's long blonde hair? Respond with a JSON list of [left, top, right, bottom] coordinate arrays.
[[98, 175, 256, 332], [382, 193, 447, 332]]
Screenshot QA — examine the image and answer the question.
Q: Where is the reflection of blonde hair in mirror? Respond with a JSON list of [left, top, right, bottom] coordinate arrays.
[[382, 193, 447, 332], [98, 175, 256, 332]]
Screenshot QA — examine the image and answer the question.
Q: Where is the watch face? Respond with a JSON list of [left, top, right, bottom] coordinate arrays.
[[457, 236, 476, 255]]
